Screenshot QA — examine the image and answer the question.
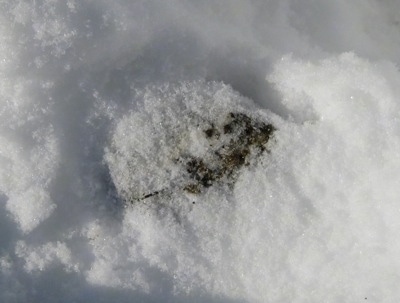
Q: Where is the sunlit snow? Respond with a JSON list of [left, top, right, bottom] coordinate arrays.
[[1, 1, 400, 302]]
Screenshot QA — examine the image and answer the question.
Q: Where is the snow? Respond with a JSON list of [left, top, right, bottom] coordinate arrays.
[[1, 1, 400, 302]]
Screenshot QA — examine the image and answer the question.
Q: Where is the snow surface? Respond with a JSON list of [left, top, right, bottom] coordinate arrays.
[[1, 0, 400, 302]]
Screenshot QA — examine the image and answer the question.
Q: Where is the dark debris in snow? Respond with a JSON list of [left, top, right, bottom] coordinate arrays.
[[131, 112, 275, 202]]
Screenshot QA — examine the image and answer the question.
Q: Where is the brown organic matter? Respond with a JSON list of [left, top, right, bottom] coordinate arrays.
[[132, 112, 275, 201]]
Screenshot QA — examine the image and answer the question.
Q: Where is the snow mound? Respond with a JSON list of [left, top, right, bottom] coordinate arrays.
[[105, 81, 276, 207]]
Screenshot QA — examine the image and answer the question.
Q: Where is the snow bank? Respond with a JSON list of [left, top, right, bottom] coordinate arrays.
[[1, 1, 400, 302]]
